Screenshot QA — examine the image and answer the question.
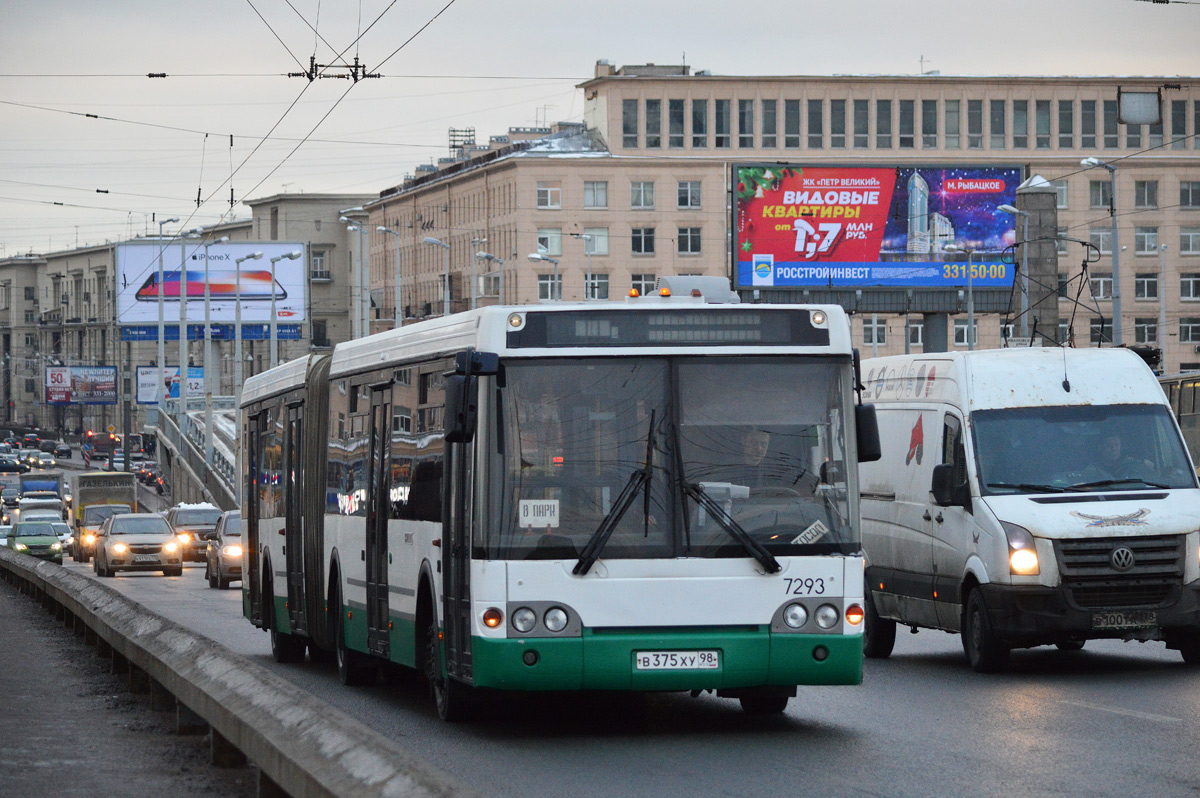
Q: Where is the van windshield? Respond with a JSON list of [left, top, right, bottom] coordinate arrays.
[[973, 404, 1197, 495]]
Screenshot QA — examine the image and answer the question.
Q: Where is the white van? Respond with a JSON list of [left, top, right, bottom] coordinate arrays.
[[858, 347, 1200, 671]]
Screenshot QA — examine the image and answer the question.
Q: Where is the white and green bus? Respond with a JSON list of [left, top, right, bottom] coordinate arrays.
[[239, 287, 880, 719]]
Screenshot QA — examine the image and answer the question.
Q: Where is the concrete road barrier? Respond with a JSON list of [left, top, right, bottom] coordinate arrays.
[[0, 547, 474, 798]]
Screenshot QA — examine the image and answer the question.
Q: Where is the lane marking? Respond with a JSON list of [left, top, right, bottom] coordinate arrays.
[[1059, 699, 1182, 724]]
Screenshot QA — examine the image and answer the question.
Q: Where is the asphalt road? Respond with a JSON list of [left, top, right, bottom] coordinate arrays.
[[51, 555, 1200, 798]]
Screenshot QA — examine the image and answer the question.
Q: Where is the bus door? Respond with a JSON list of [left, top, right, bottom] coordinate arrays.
[[365, 384, 392, 658], [246, 411, 266, 627], [442, 408, 474, 681], [284, 402, 307, 636]]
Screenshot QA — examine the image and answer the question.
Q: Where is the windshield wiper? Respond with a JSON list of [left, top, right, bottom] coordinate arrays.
[[985, 482, 1066, 493], [1066, 477, 1171, 491], [574, 411, 656, 576]]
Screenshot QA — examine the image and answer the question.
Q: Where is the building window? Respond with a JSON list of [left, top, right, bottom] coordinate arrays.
[[1035, 100, 1051, 148], [537, 273, 562, 301], [311, 250, 329, 280], [854, 99, 869, 148], [1103, 100, 1119, 148], [738, 100, 754, 148], [1135, 181, 1158, 209], [630, 181, 654, 209], [1172, 100, 1188, 149], [877, 99, 892, 148], [1183, 319, 1200, 343], [761, 100, 777, 148], [585, 273, 609, 300], [1053, 179, 1069, 209], [899, 100, 915, 148], [1057, 227, 1070, 255], [1090, 229, 1112, 255], [631, 274, 656, 296], [908, 322, 924, 346], [24, 286, 35, 301], [1182, 274, 1200, 300], [678, 227, 702, 255], [1090, 272, 1113, 300], [1081, 100, 1097, 149], [1135, 318, 1159, 345], [1135, 227, 1159, 254], [537, 181, 561, 209], [691, 99, 708, 148], [954, 319, 977, 347], [807, 99, 824, 148], [1127, 123, 1142, 149], [25, 379, 35, 394], [536, 228, 562, 256], [1182, 228, 1200, 255], [1136, 273, 1159, 299], [863, 316, 886, 345], [24, 311, 34, 323], [393, 406, 412, 435], [967, 99, 983, 148], [668, 100, 685, 148], [582, 228, 609, 255], [24, 334, 34, 347], [1149, 120, 1164, 149], [677, 181, 701, 209], [583, 181, 608, 209], [1090, 180, 1112, 209], [631, 227, 655, 255], [920, 99, 938, 148], [645, 99, 662, 148], [1180, 181, 1200, 208], [1090, 318, 1111, 345], [1058, 100, 1074, 148], [990, 100, 1006, 148], [1012, 100, 1027, 148], [829, 99, 846, 148], [784, 99, 801, 148], [622, 99, 638, 148], [715, 99, 731, 148], [312, 319, 329, 347]]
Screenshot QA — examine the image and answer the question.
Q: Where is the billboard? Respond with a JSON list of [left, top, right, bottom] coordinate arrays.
[[732, 165, 1021, 289], [116, 241, 307, 326], [136, 366, 204, 405], [44, 366, 117, 405]]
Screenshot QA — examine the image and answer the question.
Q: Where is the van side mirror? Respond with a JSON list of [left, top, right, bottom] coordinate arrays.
[[856, 404, 882, 463], [931, 464, 971, 508], [819, 460, 845, 484]]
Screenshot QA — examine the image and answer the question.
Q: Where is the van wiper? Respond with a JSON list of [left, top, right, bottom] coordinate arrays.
[[986, 482, 1066, 494], [1066, 477, 1170, 491], [573, 411, 655, 576]]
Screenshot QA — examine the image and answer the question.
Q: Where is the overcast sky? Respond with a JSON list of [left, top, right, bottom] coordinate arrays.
[[2, 0, 1197, 256]]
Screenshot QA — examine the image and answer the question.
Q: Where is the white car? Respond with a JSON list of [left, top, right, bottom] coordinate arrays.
[[93, 513, 183, 577]]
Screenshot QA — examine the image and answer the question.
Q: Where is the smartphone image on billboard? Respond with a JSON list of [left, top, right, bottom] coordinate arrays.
[[134, 270, 286, 301]]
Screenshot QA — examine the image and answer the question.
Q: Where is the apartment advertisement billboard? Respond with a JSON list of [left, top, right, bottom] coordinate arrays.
[[136, 366, 204, 405], [44, 366, 117, 405], [115, 241, 307, 327], [732, 165, 1020, 289]]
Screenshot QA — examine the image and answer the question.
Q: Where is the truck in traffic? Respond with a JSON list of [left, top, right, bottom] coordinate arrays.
[[70, 471, 138, 563], [859, 347, 1200, 671], [20, 472, 64, 498]]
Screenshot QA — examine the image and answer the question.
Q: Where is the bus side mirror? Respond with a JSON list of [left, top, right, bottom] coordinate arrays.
[[856, 404, 881, 463], [444, 374, 478, 443]]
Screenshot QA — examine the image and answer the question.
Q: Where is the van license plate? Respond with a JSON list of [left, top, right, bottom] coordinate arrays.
[[133, 554, 159, 563], [634, 651, 719, 670], [1092, 611, 1156, 630]]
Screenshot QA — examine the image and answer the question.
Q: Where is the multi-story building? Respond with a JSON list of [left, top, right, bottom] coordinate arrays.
[[365, 61, 1200, 371]]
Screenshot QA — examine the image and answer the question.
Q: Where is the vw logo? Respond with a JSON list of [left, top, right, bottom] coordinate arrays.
[[1110, 546, 1136, 572]]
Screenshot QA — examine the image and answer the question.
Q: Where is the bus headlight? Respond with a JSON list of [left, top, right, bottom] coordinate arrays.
[[512, 607, 536, 633], [543, 607, 568, 632], [783, 603, 808, 628], [1003, 522, 1040, 575], [815, 604, 840, 629]]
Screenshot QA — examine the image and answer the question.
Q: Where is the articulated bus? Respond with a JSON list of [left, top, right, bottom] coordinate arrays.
[[239, 290, 881, 719], [1160, 372, 1200, 473]]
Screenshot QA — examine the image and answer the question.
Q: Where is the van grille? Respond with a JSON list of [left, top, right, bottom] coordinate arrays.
[[1055, 535, 1183, 609]]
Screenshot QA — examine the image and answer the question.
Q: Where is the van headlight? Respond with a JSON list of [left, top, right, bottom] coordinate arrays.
[[1002, 522, 1040, 575]]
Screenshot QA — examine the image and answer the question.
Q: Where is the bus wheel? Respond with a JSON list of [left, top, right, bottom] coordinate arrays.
[[963, 589, 1009, 673], [863, 591, 896, 659], [334, 585, 372, 685], [265, 575, 305, 664], [424, 614, 473, 722], [738, 691, 789, 714]]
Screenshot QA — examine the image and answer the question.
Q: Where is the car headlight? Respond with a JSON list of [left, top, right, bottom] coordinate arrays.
[[511, 607, 536, 633], [84, 534, 96, 544], [543, 607, 568, 632], [177, 533, 190, 544], [164, 542, 178, 553], [815, 604, 840, 629], [112, 543, 127, 554], [783, 603, 809, 628], [1002, 521, 1040, 576], [14, 542, 27, 551], [223, 545, 243, 557], [51, 542, 62, 551]]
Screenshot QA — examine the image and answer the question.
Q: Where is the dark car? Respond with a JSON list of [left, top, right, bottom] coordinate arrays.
[[55, 442, 71, 459], [22, 434, 40, 448], [38, 440, 57, 454], [204, 510, 242, 589], [0, 456, 27, 474], [164, 503, 221, 562]]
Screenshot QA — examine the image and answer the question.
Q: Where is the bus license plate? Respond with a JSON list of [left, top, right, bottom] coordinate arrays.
[[133, 554, 159, 563], [1092, 610, 1156, 630], [634, 651, 719, 670]]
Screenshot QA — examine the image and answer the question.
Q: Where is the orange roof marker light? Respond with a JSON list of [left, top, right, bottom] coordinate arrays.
[[628, 288, 640, 298], [659, 287, 671, 297]]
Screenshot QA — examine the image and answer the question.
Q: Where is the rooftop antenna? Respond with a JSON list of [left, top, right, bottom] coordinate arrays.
[[920, 55, 939, 76]]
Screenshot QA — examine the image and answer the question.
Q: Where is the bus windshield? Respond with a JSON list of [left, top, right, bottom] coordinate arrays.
[[481, 356, 855, 561], [973, 404, 1198, 495]]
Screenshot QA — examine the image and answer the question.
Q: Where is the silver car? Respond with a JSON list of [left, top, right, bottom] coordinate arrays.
[[93, 513, 183, 577]]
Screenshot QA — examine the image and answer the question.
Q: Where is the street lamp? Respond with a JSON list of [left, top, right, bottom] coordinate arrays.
[[527, 253, 561, 300], [196, 233, 229, 464], [233, 251, 263, 395], [997, 205, 1030, 340], [377, 226, 403, 327], [474, 251, 505, 306], [1160, 244, 1169, 369], [572, 233, 594, 299], [944, 244, 976, 351], [342, 217, 368, 338], [469, 237, 487, 309], [1082, 156, 1122, 345], [424, 237, 451, 316], [156, 217, 178, 403], [269, 251, 302, 368]]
